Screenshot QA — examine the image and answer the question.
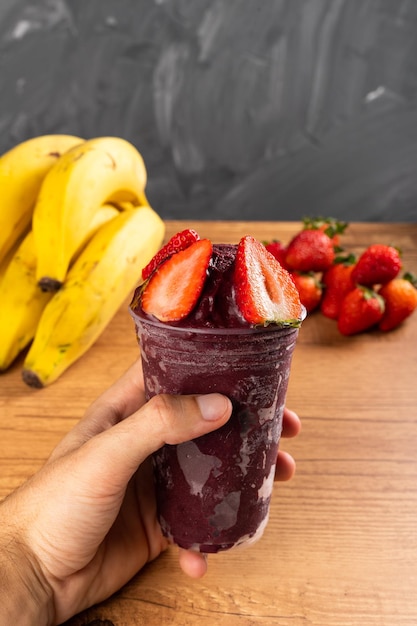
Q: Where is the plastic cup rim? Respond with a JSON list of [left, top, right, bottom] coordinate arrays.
[[129, 305, 306, 336]]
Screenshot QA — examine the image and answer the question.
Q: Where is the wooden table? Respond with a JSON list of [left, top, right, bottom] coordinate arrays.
[[1, 222, 416, 626]]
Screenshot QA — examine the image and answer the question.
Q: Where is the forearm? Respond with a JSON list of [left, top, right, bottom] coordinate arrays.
[[0, 519, 55, 625]]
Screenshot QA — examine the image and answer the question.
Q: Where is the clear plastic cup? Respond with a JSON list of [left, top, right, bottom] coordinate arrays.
[[130, 308, 302, 553]]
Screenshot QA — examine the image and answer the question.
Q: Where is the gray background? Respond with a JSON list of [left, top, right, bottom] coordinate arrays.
[[1, 0, 417, 222]]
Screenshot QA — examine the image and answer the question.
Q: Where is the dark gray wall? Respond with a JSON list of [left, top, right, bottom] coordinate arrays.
[[1, 0, 417, 222]]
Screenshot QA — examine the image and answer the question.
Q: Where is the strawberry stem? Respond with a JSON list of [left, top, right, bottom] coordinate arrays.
[[403, 271, 417, 289], [302, 215, 349, 238], [334, 252, 356, 265]]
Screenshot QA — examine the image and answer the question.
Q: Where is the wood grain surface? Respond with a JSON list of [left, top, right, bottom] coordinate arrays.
[[1, 221, 416, 626]]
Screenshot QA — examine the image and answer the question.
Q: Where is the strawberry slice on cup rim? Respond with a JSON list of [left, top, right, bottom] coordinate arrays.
[[142, 228, 200, 280], [141, 238, 213, 322], [234, 235, 304, 326]]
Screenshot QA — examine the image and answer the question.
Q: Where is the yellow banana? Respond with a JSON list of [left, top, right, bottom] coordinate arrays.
[[0, 232, 52, 371], [32, 136, 149, 291], [110, 200, 136, 211], [22, 206, 165, 387], [0, 134, 83, 265], [72, 203, 119, 259], [0, 231, 26, 288], [0, 205, 120, 372]]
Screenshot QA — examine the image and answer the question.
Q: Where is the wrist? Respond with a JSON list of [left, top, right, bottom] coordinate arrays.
[[0, 529, 55, 626]]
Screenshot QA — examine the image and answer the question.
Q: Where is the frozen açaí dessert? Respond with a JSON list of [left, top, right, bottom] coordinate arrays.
[[129, 229, 304, 553]]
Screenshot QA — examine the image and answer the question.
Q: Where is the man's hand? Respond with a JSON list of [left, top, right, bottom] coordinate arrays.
[[0, 360, 301, 625]]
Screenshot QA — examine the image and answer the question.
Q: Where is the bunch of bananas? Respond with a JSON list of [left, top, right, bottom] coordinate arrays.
[[0, 135, 165, 387]]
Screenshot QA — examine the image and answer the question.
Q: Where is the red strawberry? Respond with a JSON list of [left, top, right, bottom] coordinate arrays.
[[320, 255, 356, 320], [378, 273, 417, 331], [234, 235, 303, 325], [142, 228, 200, 280], [302, 216, 348, 247], [290, 272, 323, 313], [141, 239, 212, 321], [264, 240, 288, 269], [337, 286, 385, 336], [285, 229, 335, 272], [351, 244, 402, 287]]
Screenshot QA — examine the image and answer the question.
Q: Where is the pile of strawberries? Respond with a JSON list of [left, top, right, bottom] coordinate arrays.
[[264, 217, 417, 336]]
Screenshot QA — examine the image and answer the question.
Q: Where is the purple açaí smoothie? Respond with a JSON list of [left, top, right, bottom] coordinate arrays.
[[130, 244, 303, 553]]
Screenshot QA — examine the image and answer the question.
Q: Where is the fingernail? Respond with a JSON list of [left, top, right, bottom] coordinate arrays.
[[196, 394, 231, 421]]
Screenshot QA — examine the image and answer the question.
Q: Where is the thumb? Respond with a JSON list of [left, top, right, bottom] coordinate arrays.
[[75, 393, 232, 494]]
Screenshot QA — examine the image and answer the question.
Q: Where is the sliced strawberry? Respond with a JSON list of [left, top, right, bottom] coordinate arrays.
[[141, 239, 212, 322], [142, 228, 200, 280], [234, 235, 303, 325]]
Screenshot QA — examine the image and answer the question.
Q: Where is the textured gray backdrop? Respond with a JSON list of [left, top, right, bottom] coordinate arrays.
[[1, 0, 417, 222]]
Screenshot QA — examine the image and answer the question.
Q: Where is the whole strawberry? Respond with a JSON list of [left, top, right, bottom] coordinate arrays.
[[338, 286, 385, 336], [290, 272, 323, 313], [351, 244, 402, 287], [320, 255, 356, 320], [378, 273, 417, 331], [285, 229, 335, 272], [302, 216, 348, 247], [264, 240, 288, 269]]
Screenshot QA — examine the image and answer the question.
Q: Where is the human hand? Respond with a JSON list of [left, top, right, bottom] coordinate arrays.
[[0, 360, 301, 625]]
